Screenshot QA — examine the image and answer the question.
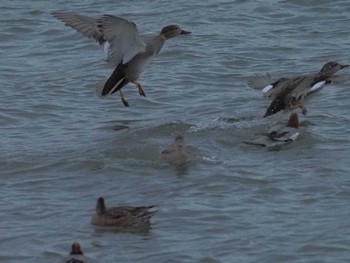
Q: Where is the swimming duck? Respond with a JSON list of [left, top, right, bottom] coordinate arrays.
[[91, 197, 156, 229], [58, 242, 95, 263], [52, 11, 191, 107], [248, 62, 349, 116], [244, 113, 300, 148], [160, 135, 191, 165]]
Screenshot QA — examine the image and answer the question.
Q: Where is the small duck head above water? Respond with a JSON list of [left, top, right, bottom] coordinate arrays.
[[96, 197, 106, 216], [70, 242, 83, 255], [160, 135, 191, 165], [174, 135, 185, 150], [319, 61, 349, 75], [286, 112, 299, 129], [58, 242, 95, 263], [160, 25, 191, 40]]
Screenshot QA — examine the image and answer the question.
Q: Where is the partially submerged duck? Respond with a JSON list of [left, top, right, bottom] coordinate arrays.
[[52, 11, 191, 107], [58, 242, 95, 263], [160, 135, 191, 165], [244, 113, 300, 148], [91, 197, 156, 229]]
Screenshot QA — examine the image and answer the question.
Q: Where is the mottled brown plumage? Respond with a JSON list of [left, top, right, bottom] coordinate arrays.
[[160, 135, 191, 165], [91, 197, 156, 229]]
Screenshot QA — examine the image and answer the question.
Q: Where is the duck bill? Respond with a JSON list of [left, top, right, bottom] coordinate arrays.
[[180, 30, 191, 35], [341, 64, 349, 69]]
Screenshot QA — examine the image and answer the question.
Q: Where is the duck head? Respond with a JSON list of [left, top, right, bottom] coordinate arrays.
[[319, 61, 349, 75], [174, 135, 185, 150], [286, 113, 299, 128], [70, 242, 83, 255], [160, 25, 191, 40], [96, 197, 106, 216]]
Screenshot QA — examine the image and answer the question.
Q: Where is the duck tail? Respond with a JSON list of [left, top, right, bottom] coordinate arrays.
[[96, 63, 129, 97], [96, 78, 109, 98], [136, 206, 158, 222], [142, 211, 158, 222]]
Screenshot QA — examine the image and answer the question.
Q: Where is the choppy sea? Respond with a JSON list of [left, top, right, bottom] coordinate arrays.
[[1, 0, 350, 262]]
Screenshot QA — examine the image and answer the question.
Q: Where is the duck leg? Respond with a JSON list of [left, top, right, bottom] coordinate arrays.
[[131, 80, 146, 97], [119, 90, 129, 107]]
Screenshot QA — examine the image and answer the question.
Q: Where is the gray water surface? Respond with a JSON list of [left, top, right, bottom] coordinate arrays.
[[1, 0, 350, 262]]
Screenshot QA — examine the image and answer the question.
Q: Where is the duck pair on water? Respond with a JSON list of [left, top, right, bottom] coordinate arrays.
[[244, 61, 348, 148], [57, 135, 190, 262], [58, 197, 156, 262]]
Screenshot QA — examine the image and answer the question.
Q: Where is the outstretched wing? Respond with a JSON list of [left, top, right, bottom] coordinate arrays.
[[98, 14, 146, 65], [52, 11, 146, 66], [52, 11, 104, 44], [247, 74, 273, 91]]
